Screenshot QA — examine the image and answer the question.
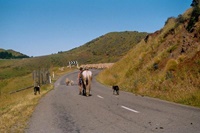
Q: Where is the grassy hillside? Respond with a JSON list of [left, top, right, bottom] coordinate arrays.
[[0, 49, 29, 59], [54, 31, 148, 64], [97, 7, 200, 107], [75, 31, 148, 63], [0, 31, 147, 81]]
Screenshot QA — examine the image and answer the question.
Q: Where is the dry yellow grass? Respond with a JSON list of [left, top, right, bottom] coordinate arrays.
[[97, 8, 200, 108], [0, 83, 53, 133], [0, 67, 74, 132], [165, 59, 178, 72]]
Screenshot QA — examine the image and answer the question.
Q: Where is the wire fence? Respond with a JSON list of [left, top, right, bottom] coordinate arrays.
[[32, 68, 51, 86], [9, 68, 51, 94]]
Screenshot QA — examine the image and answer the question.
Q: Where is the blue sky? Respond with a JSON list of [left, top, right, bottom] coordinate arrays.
[[0, 0, 191, 57]]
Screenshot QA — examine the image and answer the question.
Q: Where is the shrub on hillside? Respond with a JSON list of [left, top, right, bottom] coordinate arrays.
[[165, 59, 178, 72], [152, 57, 161, 70], [176, 14, 186, 24], [187, 4, 200, 32], [165, 17, 176, 26], [167, 44, 178, 53], [177, 55, 186, 63]]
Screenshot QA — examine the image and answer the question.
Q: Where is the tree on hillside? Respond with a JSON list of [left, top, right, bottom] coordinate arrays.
[[0, 51, 29, 59], [187, 0, 200, 31], [0, 51, 12, 59], [191, 0, 200, 7]]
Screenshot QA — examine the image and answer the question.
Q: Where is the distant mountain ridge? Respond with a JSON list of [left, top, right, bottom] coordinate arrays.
[[0, 31, 148, 80], [0, 48, 29, 59], [0, 31, 148, 62], [59, 31, 148, 64]]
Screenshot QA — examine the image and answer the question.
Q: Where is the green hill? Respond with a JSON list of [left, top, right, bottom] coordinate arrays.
[[97, 5, 200, 107], [0, 49, 29, 59], [0, 31, 148, 80], [58, 31, 148, 64]]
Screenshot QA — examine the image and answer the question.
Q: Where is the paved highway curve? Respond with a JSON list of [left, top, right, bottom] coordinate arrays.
[[26, 69, 200, 133]]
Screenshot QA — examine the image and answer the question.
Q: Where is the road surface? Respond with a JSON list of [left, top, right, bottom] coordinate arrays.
[[26, 69, 200, 133]]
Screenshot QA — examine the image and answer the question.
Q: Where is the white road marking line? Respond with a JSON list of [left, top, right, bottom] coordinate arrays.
[[121, 106, 139, 113], [97, 95, 104, 99]]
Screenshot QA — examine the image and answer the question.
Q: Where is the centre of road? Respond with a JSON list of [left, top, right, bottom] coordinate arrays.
[[96, 95, 139, 113], [97, 95, 104, 99], [121, 106, 140, 113]]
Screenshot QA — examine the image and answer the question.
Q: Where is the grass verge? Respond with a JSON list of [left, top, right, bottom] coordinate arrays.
[[0, 67, 75, 132]]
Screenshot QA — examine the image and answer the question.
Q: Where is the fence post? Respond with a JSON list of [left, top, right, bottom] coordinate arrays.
[[33, 68, 50, 86]]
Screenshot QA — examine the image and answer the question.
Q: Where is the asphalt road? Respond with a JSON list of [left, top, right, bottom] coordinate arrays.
[[26, 69, 200, 133]]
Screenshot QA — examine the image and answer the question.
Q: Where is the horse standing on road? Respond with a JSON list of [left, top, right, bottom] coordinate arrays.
[[82, 67, 92, 97]]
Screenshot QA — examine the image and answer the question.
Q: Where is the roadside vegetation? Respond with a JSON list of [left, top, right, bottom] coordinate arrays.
[[54, 31, 148, 64], [0, 49, 29, 59], [0, 61, 75, 132], [97, 5, 200, 108]]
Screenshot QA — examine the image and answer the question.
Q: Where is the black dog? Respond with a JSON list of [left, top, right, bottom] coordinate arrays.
[[112, 85, 119, 95], [34, 86, 40, 95]]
